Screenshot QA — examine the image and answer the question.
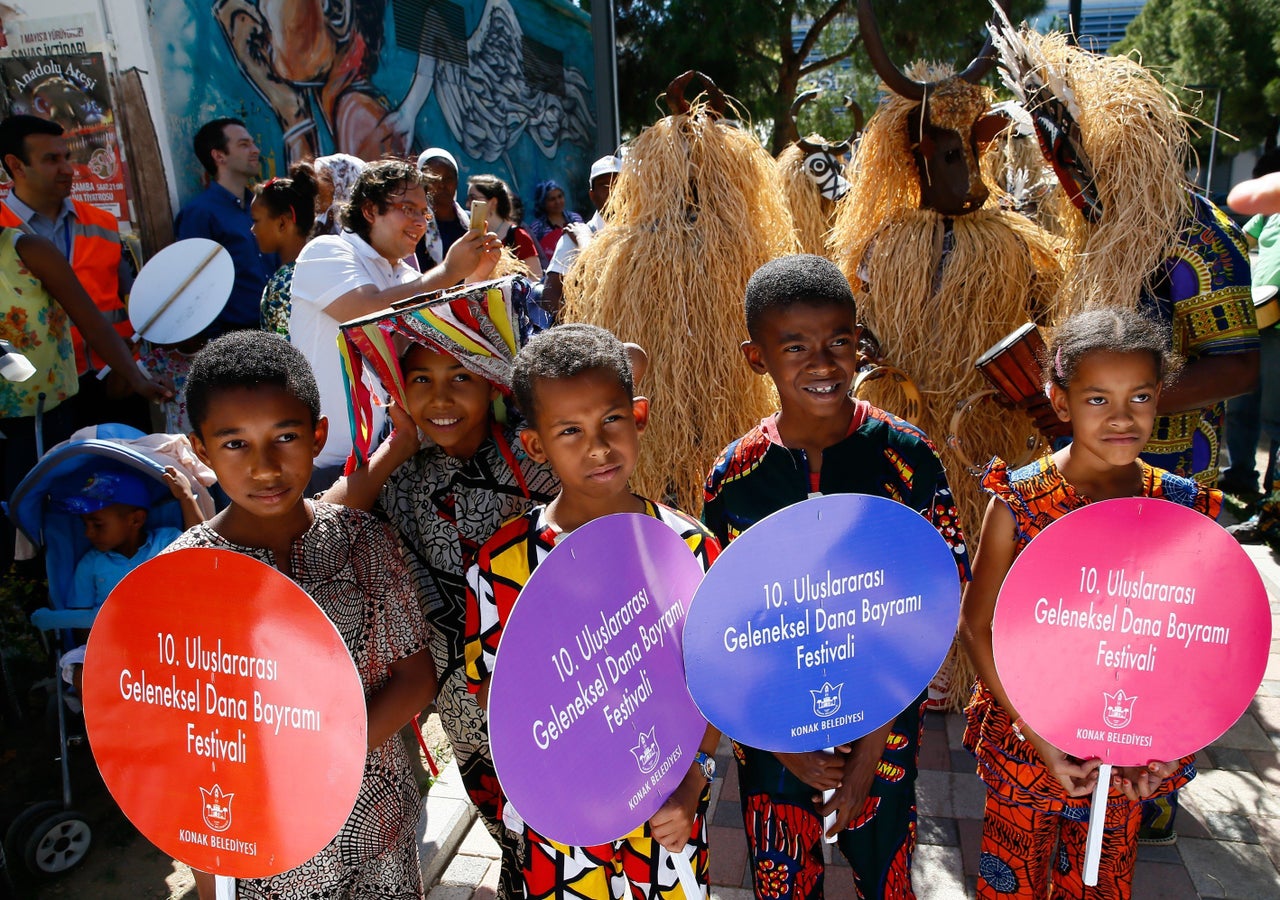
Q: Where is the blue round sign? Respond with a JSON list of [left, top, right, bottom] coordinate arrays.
[[683, 494, 960, 752]]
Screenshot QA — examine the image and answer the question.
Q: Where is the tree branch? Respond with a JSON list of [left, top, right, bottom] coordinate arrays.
[[798, 36, 859, 77], [794, 0, 853, 65]]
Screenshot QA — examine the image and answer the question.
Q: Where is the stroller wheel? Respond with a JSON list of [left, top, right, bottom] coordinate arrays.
[[3, 801, 61, 870], [20, 809, 91, 876]]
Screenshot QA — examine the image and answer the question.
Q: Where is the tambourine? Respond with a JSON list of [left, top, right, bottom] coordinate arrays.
[[1253, 284, 1279, 330], [852, 365, 925, 426], [946, 389, 1044, 476]]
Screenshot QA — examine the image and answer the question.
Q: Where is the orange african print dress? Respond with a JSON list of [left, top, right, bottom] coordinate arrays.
[[963, 455, 1220, 900]]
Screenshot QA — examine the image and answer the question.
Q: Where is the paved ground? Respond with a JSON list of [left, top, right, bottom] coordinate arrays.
[[420, 525, 1280, 900]]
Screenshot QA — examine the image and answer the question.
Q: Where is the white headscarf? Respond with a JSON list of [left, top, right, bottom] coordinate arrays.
[[313, 153, 366, 235]]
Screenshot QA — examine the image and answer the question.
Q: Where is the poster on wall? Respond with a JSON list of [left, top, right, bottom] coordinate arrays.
[[0, 52, 131, 228], [0, 13, 100, 57]]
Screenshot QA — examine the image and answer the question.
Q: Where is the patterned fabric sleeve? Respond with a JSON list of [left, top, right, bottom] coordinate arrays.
[[906, 435, 971, 582], [358, 516, 430, 669], [463, 559, 498, 690], [979, 457, 1031, 547], [700, 455, 730, 547]]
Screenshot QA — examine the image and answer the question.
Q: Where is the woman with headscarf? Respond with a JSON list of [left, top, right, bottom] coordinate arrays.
[[311, 153, 366, 237], [528, 179, 582, 267]]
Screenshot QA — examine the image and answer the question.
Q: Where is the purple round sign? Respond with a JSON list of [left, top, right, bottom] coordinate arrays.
[[488, 513, 708, 846], [683, 494, 961, 752]]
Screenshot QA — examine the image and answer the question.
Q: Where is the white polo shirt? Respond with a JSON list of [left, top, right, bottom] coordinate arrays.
[[291, 230, 412, 468]]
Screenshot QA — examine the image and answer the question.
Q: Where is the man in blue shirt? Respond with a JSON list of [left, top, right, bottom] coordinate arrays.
[[174, 118, 277, 335]]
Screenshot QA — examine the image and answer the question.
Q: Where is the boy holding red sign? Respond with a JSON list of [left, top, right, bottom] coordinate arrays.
[[463, 323, 722, 900], [701, 254, 970, 899], [174, 331, 438, 899], [958, 308, 1219, 899]]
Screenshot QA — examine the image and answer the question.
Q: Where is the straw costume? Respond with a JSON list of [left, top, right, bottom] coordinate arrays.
[[777, 91, 860, 256], [828, 65, 1064, 543], [988, 15, 1258, 487], [561, 72, 798, 513]]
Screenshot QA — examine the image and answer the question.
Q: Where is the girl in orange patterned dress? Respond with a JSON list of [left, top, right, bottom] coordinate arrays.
[[958, 307, 1221, 899]]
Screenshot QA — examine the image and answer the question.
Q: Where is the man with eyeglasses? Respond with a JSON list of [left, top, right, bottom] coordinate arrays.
[[289, 158, 499, 494]]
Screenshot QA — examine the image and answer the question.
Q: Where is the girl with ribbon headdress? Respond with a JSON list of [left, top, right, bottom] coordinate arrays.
[[330, 280, 558, 900]]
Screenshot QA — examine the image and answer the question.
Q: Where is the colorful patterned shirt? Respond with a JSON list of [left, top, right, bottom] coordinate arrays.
[[0, 228, 77, 418], [463, 498, 719, 688], [701, 402, 971, 578], [379, 424, 558, 685], [981, 454, 1221, 554], [1140, 193, 1258, 483]]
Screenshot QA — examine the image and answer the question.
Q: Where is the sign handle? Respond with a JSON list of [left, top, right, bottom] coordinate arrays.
[[215, 874, 236, 899], [672, 852, 703, 899], [1083, 763, 1111, 887], [821, 747, 838, 843], [132, 244, 223, 341]]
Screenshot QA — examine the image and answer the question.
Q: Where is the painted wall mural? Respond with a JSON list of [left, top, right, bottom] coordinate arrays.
[[151, 0, 597, 212]]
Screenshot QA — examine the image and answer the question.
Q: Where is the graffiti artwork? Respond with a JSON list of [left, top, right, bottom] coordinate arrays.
[[153, 0, 597, 207]]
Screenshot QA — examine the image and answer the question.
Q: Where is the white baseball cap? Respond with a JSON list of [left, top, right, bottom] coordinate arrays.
[[417, 147, 459, 173], [589, 155, 622, 186]]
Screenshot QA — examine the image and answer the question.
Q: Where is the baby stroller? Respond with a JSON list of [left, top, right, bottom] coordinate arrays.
[[3, 423, 214, 879]]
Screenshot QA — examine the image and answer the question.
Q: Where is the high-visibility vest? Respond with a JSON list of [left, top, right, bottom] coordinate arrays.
[[0, 198, 128, 373]]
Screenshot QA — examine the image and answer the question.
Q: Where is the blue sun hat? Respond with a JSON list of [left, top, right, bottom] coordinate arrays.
[[51, 467, 152, 514]]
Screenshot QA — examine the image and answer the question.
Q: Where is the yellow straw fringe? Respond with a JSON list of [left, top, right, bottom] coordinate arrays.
[[562, 98, 797, 513], [777, 141, 838, 257], [829, 72, 1066, 709]]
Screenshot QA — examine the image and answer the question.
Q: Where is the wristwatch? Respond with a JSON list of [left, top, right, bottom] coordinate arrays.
[[693, 751, 716, 782]]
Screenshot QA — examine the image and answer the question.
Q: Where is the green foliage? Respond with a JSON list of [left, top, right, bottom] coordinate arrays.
[[614, 0, 1045, 150], [1114, 0, 1280, 153]]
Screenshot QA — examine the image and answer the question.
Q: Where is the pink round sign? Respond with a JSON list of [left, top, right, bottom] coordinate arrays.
[[993, 498, 1271, 764], [488, 514, 708, 847]]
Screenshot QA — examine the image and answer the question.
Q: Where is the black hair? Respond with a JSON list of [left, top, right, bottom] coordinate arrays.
[[0, 114, 64, 178], [513, 324, 632, 426], [468, 174, 512, 220], [254, 161, 320, 236], [1254, 149, 1280, 180], [1044, 307, 1181, 391], [744, 254, 857, 339], [194, 117, 246, 177], [340, 158, 431, 242], [186, 331, 321, 436]]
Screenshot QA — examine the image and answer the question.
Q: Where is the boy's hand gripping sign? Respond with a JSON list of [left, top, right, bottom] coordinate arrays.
[[82, 549, 367, 879], [993, 498, 1271, 884], [682, 494, 962, 752], [487, 514, 708, 897]]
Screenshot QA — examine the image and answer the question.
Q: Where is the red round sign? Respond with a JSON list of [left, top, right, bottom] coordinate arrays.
[[993, 498, 1271, 764], [82, 549, 367, 877]]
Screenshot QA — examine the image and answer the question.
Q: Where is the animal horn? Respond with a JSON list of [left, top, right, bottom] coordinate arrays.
[[665, 70, 728, 117], [831, 97, 865, 154], [856, 0, 925, 101], [958, 0, 1011, 84], [792, 90, 823, 154]]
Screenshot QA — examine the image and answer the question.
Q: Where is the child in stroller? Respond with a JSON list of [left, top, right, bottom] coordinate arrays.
[[51, 462, 204, 694], [3, 424, 212, 878]]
